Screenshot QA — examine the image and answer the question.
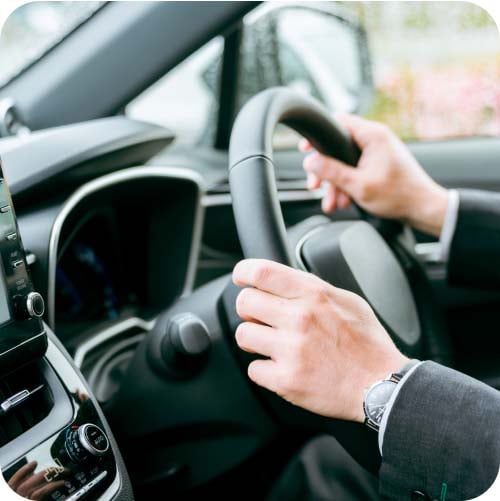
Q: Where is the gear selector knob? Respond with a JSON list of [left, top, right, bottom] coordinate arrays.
[[148, 312, 211, 378]]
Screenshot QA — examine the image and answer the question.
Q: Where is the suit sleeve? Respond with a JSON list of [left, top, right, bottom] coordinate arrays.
[[447, 189, 500, 289], [378, 361, 500, 500]]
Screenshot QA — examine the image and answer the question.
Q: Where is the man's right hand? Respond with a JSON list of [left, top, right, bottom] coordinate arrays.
[[301, 114, 449, 237]]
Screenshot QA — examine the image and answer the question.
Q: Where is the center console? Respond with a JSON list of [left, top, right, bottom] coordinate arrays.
[[0, 161, 131, 501]]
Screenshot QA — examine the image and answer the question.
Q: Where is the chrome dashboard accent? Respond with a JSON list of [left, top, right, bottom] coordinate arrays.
[[73, 316, 155, 369], [26, 252, 37, 266], [202, 185, 325, 207], [47, 166, 206, 329], [86, 333, 146, 402], [78, 424, 110, 457], [0, 385, 44, 415]]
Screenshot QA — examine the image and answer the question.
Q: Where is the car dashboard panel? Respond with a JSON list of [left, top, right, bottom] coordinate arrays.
[[15, 167, 203, 351], [55, 208, 136, 332]]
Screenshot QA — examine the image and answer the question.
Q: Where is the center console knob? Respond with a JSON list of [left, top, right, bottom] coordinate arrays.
[[14, 291, 45, 319], [65, 423, 110, 463], [26, 292, 45, 318]]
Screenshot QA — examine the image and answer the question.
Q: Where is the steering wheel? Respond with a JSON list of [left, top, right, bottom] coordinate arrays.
[[109, 87, 453, 489], [228, 87, 452, 472]]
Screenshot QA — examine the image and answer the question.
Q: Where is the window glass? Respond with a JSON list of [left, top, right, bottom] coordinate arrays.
[[126, 37, 223, 146], [0, 1, 103, 88], [127, 1, 500, 147], [241, 1, 500, 145], [353, 2, 500, 140]]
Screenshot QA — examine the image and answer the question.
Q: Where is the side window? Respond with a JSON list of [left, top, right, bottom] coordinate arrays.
[[240, 5, 371, 148], [126, 37, 223, 146], [239, 2, 500, 146], [359, 2, 500, 141], [127, 3, 499, 148]]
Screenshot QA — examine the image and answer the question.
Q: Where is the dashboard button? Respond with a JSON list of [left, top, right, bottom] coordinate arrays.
[[79, 424, 109, 456], [65, 487, 86, 501], [26, 292, 45, 318], [65, 424, 110, 463], [14, 291, 45, 319]]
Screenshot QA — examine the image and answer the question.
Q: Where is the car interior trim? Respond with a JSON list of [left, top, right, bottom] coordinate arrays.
[[42, 329, 122, 501], [46, 166, 206, 329], [294, 223, 331, 271], [202, 187, 325, 207], [73, 316, 155, 369]]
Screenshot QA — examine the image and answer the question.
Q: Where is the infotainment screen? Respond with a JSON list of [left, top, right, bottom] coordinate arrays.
[[0, 159, 46, 375]]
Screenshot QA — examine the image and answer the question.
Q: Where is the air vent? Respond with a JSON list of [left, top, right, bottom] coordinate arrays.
[[0, 361, 54, 446]]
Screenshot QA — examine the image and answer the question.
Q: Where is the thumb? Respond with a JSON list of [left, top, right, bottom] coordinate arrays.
[[303, 152, 359, 197]]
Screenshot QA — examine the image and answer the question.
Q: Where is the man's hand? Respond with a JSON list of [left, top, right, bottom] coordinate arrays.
[[301, 114, 449, 237], [232, 258, 409, 423]]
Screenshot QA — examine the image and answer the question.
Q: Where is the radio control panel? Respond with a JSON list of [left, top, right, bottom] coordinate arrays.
[[0, 159, 47, 376], [3, 394, 117, 501]]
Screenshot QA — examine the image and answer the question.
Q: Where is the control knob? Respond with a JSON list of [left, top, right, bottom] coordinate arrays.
[[65, 424, 110, 463], [15, 291, 45, 319]]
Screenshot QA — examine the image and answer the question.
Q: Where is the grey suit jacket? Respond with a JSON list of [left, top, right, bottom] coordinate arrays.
[[379, 189, 500, 500]]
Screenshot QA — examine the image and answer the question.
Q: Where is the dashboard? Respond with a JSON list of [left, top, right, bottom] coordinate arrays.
[[55, 208, 138, 333], [11, 164, 205, 408], [48, 167, 204, 363]]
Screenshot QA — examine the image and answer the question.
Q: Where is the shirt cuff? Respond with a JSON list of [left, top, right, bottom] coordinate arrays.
[[378, 361, 424, 454], [437, 189, 460, 262]]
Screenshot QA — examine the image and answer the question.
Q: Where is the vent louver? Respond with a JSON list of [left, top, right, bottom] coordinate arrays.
[[0, 361, 54, 446]]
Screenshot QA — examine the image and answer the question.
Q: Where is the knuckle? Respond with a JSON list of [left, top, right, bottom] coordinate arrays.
[[294, 307, 314, 331], [252, 262, 272, 286], [337, 168, 351, 186], [235, 322, 248, 344], [247, 362, 258, 381], [358, 179, 376, 201], [289, 332, 307, 356], [374, 123, 391, 141], [313, 285, 331, 305], [283, 363, 306, 395], [236, 288, 251, 314]]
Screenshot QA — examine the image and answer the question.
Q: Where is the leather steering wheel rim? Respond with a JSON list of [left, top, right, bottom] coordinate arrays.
[[229, 87, 363, 266]]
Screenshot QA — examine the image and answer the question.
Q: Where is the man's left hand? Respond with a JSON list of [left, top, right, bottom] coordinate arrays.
[[232, 258, 409, 423]]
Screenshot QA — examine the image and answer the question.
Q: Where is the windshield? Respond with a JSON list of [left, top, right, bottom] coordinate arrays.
[[0, 1, 103, 88]]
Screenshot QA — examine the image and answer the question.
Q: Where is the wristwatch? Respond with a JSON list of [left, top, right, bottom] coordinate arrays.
[[363, 361, 419, 432]]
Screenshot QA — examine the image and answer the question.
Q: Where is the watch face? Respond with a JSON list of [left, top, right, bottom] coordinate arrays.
[[364, 380, 397, 426]]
